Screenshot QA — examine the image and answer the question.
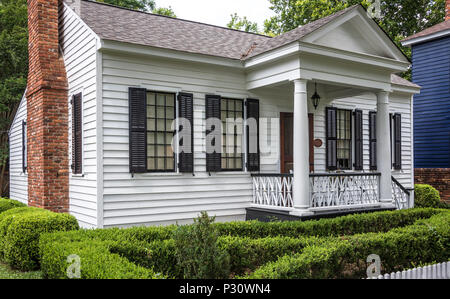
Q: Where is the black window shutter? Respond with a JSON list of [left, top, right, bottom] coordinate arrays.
[[129, 87, 147, 173], [205, 95, 221, 172], [353, 109, 363, 170], [178, 92, 194, 173], [72, 93, 83, 174], [246, 98, 260, 172], [22, 120, 26, 173], [393, 113, 402, 170], [326, 107, 337, 170], [369, 111, 377, 170]]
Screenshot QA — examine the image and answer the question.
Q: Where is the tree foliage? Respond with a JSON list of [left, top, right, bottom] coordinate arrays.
[[95, 0, 156, 12], [227, 13, 260, 33], [96, 0, 177, 17], [0, 0, 28, 197], [152, 6, 177, 18], [264, 0, 446, 55]]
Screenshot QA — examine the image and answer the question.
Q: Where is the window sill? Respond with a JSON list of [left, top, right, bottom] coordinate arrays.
[[135, 172, 184, 177], [71, 174, 86, 178], [212, 171, 248, 176]]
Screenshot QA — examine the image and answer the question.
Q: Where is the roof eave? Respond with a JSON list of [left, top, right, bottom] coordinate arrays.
[[401, 29, 450, 47]]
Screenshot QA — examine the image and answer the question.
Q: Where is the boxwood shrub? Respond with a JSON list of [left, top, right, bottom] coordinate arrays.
[[0, 198, 26, 214], [38, 208, 446, 279], [247, 211, 450, 279], [39, 235, 160, 279], [110, 235, 328, 278], [415, 184, 442, 208], [0, 206, 79, 271]]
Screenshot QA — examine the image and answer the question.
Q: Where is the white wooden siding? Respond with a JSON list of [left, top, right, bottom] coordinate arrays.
[[8, 94, 28, 204], [101, 53, 285, 227], [60, 4, 99, 228]]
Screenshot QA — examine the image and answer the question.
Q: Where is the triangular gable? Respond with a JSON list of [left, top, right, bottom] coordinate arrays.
[[301, 5, 409, 63]]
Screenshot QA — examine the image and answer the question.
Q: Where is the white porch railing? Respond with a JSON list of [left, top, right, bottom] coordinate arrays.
[[251, 173, 414, 211], [251, 174, 293, 208], [391, 176, 412, 210], [309, 173, 381, 208]]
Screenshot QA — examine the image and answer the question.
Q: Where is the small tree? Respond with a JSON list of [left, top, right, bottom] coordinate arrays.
[[173, 212, 230, 279]]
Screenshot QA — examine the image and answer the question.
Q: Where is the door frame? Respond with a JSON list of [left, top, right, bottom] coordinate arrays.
[[280, 112, 314, 174]]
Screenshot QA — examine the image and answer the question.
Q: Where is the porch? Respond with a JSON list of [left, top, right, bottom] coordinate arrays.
[[250, 173, 412, 216]]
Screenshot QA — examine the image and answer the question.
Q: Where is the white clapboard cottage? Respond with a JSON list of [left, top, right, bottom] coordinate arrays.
[[9, 0, 419, 228]]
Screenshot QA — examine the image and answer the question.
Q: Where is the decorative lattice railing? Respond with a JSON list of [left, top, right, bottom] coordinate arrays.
[[251, 174, 293, 208], [309, 173, 381, 208], [391, 176, 411, 210]]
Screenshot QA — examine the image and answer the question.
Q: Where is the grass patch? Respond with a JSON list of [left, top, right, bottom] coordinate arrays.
[[0, 261, 42, 279]]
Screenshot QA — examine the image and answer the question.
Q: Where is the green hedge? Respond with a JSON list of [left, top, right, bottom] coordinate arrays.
[[39, 208, 443, 279], [0, 207, 79, 271], [213, 208, 440, 238], [39, 235, 160, 279], [110, 235, 328, 278], [247, 211, 450, 279], [415, 184, 442, 208], [0, 198, 26, 214]]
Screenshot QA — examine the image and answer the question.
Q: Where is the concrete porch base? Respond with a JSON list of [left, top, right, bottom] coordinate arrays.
[[245, 206, 396, 222]]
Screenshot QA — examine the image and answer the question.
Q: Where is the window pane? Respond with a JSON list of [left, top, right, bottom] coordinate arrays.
[[147, 106, 156, 118], [167, 107, 174, 118], [157, 132, 164, 144], [157, 107, 165, 118], [147, 93, 156, 105], [157, 145, 165, 157], [148, 158, 155, 170], [157, 119, 165, 131], [147, 119, 155, 131], [166, 158, 174, 170], [157, 94, 165, 106], [157, 158, 165, 170], [147, 145, 155, 157], [147, 133, 155, 145], [166, 94, 175, 107]]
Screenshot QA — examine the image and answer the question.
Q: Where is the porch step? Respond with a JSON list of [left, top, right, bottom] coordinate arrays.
[[245, 206, 395, 222]]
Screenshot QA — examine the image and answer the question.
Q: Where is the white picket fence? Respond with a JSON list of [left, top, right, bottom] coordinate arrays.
[[369, 262, 450, 279]]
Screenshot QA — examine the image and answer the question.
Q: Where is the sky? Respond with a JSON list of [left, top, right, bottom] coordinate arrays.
[[155, 0, 275, 30]]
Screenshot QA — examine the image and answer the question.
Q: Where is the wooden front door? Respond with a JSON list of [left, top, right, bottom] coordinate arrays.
[[280, 113, 314, 174]]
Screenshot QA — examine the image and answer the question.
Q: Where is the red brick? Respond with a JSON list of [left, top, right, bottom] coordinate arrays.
[[26, 0, 69, 213], [415, 168, 450, 203]]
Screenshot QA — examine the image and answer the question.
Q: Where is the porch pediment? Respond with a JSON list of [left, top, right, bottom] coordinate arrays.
[[301, 6, 409, 63]]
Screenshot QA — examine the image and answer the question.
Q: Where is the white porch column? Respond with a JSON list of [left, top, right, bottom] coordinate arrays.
[[376, 91, 394, 205], [291, 79, 313, 216]]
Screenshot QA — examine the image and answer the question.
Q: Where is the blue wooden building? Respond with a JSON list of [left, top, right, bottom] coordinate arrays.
[[402, 20, 450, 168]]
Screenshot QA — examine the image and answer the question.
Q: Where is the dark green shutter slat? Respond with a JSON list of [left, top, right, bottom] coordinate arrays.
[[246, 98, 260, 172], [353, 109, 363, 170], [178, 93, 194, 173], [129, 87, 147, 173], [205, 95, 221, 172], [72, 93, 83, 174], [326, 107, 337, 170], [369, 111, 377, 170], [393, 113, 402, 170]]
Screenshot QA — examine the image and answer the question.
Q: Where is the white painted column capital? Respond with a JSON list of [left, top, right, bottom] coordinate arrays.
[[376, 91, 394, 206], [291, 79, 313, 216]]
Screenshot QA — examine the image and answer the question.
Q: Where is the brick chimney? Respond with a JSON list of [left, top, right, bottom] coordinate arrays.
[[26, 0, 69, 212], [446, 0, 450, 21]]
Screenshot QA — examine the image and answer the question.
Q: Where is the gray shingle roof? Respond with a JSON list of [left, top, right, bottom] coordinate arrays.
[[402, 20, 450, 43], [245, 5, 359, 58], [77, 1, 417, 88], [79, 0, 270, 60]]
